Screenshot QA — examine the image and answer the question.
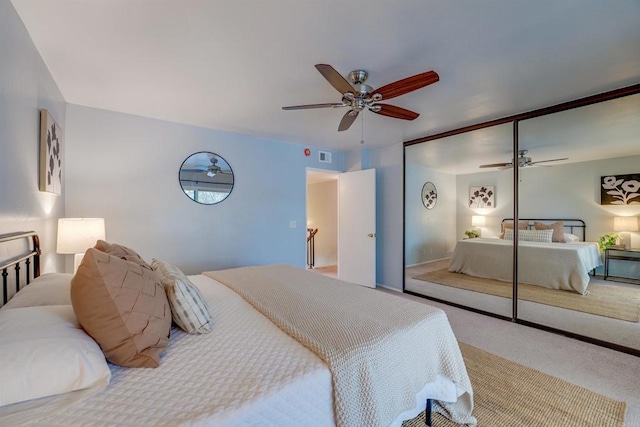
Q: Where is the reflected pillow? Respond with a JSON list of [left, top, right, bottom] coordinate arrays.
[[500, 221, 528, 239], [534, 221, 565, 242], [564, 233, 581, 243], [503, 228, 553, 242]]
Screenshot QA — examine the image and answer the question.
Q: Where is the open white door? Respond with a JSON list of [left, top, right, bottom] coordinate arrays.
[[338, 168, 376, 287]]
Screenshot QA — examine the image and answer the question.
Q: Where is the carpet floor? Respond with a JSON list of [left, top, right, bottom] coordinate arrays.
[[403, 342, 626, 426], [413, 268, 639, 322]]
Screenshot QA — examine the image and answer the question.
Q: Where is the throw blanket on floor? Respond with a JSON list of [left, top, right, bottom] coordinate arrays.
[[205, 264, 476, 427]]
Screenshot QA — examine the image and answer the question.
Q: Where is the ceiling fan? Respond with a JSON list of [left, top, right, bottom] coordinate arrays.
[[282, 64, 439, 131], [479, 150, 569, 169]]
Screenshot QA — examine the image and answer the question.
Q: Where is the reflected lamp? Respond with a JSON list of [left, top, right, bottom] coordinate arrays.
[[613, 216, 639, 249], [471, 215, 486, 227]]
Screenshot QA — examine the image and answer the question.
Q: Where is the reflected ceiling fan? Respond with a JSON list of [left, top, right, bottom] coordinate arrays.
[[282, 64, 439, 131], [183, 156, 223, 177], [479, 150, 568, 169]]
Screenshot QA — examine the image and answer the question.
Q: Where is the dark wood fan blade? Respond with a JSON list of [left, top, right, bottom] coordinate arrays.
[[528, 157, 569, 165], [338, 110, 359, 131], [373, 104, 419, 120], [282, 103, 344, 110], [315, 64, 356, 95], [479, 162, 511, 168], [373, 71, 439, 100]]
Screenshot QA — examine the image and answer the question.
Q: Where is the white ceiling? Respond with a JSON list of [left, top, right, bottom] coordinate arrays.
[[10, 0, 640, 151]]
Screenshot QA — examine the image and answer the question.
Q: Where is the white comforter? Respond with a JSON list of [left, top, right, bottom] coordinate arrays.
[[9, 275, 335, 426], [8, 273, 466, 426], [448, 238, 601, 294]]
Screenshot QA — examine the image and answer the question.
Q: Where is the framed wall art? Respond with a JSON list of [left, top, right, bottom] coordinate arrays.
[[39, 109, 63, 195], [469, 185, 495, 208], [421, 182, 437, 210], [601, 174, 640, 205]]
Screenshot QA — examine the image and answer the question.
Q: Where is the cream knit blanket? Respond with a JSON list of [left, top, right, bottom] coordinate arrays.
[[205, 265, 476, 426]]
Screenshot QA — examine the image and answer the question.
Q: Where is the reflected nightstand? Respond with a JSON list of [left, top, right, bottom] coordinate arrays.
[[604, 248, 640, 283]]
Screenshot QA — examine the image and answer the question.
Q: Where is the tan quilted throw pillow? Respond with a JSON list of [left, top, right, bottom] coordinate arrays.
[[71, 248, 171, 368]]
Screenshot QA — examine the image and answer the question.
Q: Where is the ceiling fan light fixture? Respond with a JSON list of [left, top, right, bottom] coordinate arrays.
[[207, 171, 216, 177]]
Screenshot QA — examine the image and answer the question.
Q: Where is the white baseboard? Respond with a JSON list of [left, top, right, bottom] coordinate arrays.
[[377, 284, 402, 292], [405, 257, 450, 268]]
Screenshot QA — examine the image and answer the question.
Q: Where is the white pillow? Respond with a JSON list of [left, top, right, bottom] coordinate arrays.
[[0, 305, 111, 407], [2, 273, 72, 310], [151, 259, 213, 334], [564, 233, 581, 243], [503, 228, 553, 242]]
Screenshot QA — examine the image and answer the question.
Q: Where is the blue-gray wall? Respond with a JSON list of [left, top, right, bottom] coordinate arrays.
[[65, 105, 344, 274], [0, 0, 66, 273]]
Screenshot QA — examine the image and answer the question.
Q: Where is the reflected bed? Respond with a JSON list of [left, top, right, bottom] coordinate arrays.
[[448, 219, 601, 295]]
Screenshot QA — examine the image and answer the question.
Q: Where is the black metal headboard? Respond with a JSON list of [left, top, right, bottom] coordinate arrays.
[[501, 219, 586, 242], [0, 231, 41, 305]]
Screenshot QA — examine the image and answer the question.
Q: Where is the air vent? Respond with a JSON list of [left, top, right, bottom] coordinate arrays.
[[318, 151, 332, 163]]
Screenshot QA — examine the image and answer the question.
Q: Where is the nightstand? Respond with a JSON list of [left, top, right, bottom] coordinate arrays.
[[604, 248, 640, 283]]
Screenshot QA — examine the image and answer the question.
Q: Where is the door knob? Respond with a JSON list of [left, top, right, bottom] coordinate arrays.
[[368, 233, 376, 238]]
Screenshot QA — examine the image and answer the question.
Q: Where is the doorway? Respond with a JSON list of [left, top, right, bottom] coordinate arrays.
[[306, 168, 377, 287], [306, 169, 339, 277]]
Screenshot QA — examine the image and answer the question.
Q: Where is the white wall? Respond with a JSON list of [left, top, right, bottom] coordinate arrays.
[[456, 169, 513, 238], [0, 0, 66, 273], [456, 155, 640, 246], [64, 105, 344, 274], [307, 180, 337, 267]]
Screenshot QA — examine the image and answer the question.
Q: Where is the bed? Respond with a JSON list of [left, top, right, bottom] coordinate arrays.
[[0, 231, 476, 427], [448, 219, 601, 295]]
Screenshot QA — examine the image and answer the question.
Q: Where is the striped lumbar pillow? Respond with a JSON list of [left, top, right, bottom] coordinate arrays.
[[151, 259, 213, 334], [503, 228, 553, 242]]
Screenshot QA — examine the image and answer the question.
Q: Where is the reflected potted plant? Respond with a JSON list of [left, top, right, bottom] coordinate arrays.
[[464, 229, 480, 239], [597, 233, 620, 251]]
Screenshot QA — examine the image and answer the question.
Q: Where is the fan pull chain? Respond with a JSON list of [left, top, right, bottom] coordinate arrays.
[[360, 113, 365, 144]]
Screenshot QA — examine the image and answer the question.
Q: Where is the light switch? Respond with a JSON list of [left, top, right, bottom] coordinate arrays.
[[290, 220, 297, 228]]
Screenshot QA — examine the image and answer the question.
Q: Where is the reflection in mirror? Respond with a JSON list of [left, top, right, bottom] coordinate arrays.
[[421, 182, 437, 209], [404, 123, 514, 318], [517, 93, 640, 351], [179, 152, 234, 205]]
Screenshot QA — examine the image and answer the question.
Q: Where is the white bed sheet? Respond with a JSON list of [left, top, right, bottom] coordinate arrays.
[[448, 238, 601, 294]]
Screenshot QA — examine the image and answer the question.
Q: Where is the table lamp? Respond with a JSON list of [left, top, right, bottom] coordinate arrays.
[[57, 218, 106, 272], [613, 216, 638, 249], [471, 215, 486, 237]]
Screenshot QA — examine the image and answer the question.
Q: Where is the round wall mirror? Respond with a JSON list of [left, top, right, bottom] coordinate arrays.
[[421, 182, 437, 209], [179, 151, 234, 205]]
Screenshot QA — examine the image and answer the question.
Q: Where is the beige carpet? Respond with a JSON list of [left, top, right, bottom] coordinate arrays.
[[403, 342, 626, 427], [413, 268, 639, 322]]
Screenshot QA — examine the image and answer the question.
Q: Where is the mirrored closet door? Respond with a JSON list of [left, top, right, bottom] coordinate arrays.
[[404, 85, 640, 355], [404, 123, 514, 318], [517, 93, 640, 352]]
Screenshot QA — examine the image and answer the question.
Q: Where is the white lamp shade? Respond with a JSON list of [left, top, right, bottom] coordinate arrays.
[[57, 218, 106, 254], [471, 215, 486, 227], [613, 216, 639, 232]]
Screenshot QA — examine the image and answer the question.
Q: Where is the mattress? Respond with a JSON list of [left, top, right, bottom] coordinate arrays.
[[12, 275, 335, 426], [448, 238, 601, 294]]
